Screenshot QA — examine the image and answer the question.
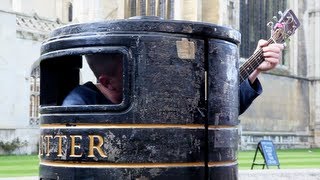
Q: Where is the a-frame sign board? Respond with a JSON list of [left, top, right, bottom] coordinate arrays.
[[251, 140, 280, 169]]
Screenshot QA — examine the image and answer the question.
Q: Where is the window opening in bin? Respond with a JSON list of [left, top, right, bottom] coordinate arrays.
[[62, 53, 124, 106], [39, 47, 130, 113]]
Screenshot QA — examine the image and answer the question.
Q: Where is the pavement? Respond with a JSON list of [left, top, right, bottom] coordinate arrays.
[[1, 169, 320, 180], [239, 169, 320, 180]]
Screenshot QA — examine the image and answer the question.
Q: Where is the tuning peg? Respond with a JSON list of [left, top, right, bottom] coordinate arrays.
[[283, 42, 287, 48], [267, 21, 274, 28], [273, 16, 278, 21], [287, 16, 293, 23], [278, 11, 283, 17]]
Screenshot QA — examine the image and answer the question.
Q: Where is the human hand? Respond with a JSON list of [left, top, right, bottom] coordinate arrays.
[[255, 39, 284, 72], [248, 39, 285, 83]]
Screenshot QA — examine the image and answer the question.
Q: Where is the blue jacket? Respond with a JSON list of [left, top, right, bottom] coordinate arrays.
[[239, 79, 262, 115], [63, 79, 262, 115], [62, 82, 112, 106]]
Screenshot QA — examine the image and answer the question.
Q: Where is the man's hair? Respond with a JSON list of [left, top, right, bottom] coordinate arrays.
[[85, 53, 122, 79]]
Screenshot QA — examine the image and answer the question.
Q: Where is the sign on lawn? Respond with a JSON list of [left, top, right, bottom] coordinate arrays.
[[251, 140, 280, 169]]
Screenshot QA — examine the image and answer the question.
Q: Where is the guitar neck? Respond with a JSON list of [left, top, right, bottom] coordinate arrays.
[[239, 38, 274, 84], [239, 9, 300, 84]]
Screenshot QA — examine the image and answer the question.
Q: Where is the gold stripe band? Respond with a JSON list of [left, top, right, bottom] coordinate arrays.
[[40, 160, 237, 168], [208, 161, 238, 167], [40, 123, 238, 130]]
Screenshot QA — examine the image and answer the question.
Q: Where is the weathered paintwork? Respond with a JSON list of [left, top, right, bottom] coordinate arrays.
[[38, 17, 240, 180]]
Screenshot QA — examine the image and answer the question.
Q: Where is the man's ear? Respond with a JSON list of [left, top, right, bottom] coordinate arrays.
[[99, 75, 114, 90]]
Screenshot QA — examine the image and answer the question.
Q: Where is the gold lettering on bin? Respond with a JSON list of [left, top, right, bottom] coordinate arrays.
[[70, 135, 83, 157], [88, 135, 107, 158], [44, 135, 53, 156], [39, 133, 110, 159], [54, 135, 67, 157]]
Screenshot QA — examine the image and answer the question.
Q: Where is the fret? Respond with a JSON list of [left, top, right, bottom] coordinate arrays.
[[250, 55, 261, 67], [242, 68, 251, 77], [239, 33, 278, 84], [247, 60, 255, 71], [239, 49, 265, 84], [240, 75, 246, 83]]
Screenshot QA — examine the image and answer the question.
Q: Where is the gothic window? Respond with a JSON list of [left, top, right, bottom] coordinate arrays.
[[30, 66, 40, 126], [126, 0, 174, 19], [240, 0, 287, 65]]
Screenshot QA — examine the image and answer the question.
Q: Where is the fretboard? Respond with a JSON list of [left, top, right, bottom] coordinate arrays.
[[239, 9, 300, 84], [239, 38, 274, 84]]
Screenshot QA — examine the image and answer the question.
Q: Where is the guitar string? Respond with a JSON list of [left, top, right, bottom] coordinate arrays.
[[239, 21, 295, 83], [240, 30, 283, 72], [239, 32, 284, 78], [240, 33, 283, 73], [240, 39, 273, 74], [240, 35, 277, 73]]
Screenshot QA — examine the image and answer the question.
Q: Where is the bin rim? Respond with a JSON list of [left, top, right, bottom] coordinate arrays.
[[45, 17, 241, 45]]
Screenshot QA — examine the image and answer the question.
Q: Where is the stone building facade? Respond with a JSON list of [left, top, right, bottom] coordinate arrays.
[[0, 0, 65, 154], [0, 0, 319, 154], [239, 0, 320, 150]]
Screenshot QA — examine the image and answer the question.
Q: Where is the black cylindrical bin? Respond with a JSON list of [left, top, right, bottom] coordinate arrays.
[[38, 17, 240, 180]]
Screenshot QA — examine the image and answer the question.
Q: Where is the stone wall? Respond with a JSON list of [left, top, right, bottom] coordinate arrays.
[[0, 10, 60, 154], [305, 0, 320, 148], [238, 0, 320, 149], [12, 0, 71, 23], [0, 128, 39, 155], [72, 0, 125, 22], [239, 73, 312, 150]]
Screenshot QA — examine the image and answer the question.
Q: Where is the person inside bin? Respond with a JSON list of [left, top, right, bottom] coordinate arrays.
[[62, 53, 123, 106], [62, 40, 284, 115]]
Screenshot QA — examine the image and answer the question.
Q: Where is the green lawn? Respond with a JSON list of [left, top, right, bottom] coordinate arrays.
[[0, 155, 39, 177], [238, 148, 320, 170], [0, 149, 319, 177]]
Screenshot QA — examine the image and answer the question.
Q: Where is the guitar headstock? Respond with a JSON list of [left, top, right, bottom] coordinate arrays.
[[269, 9, 300, 43]]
